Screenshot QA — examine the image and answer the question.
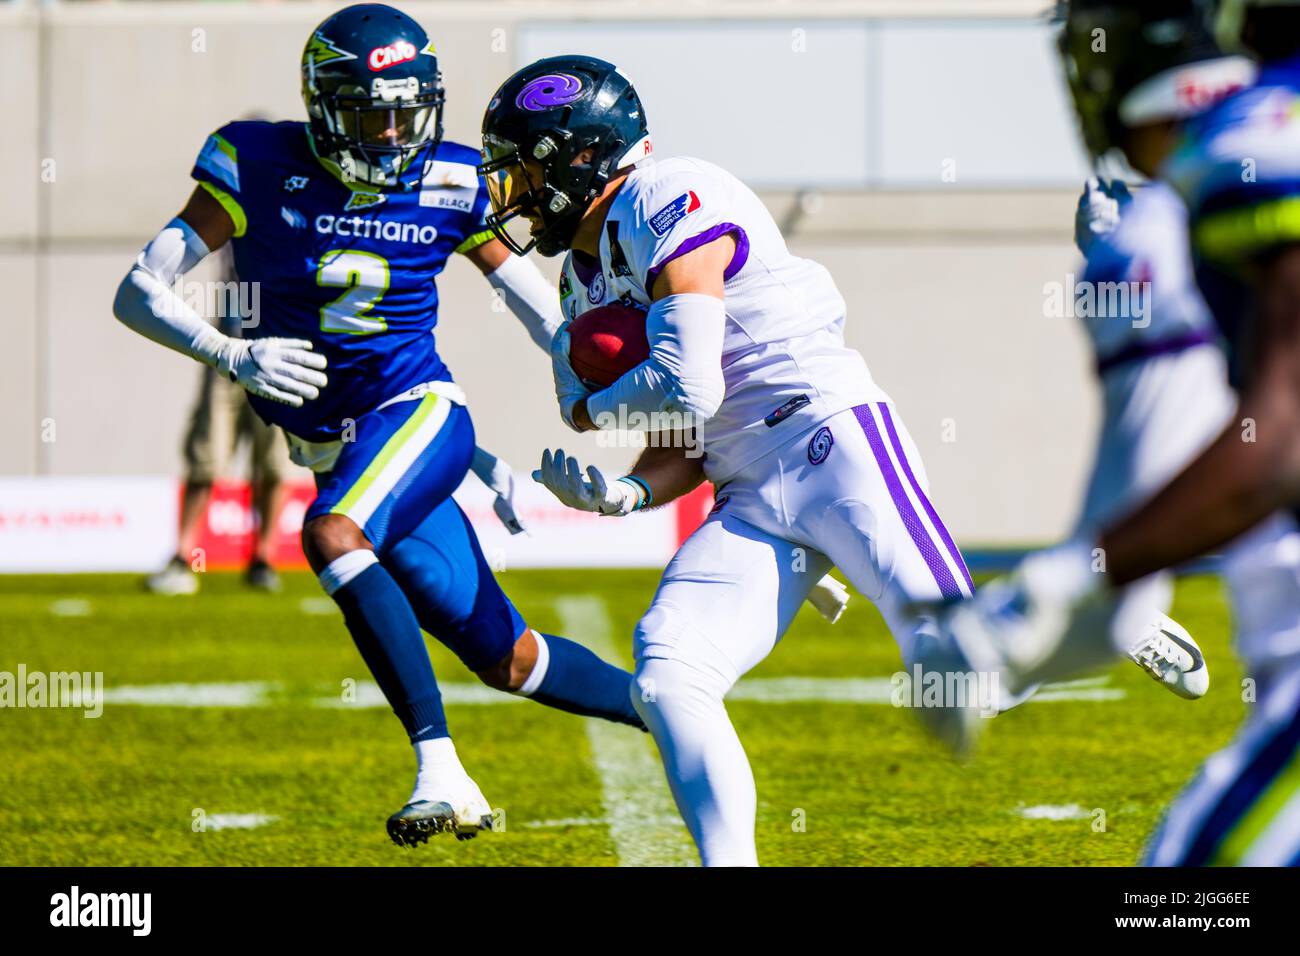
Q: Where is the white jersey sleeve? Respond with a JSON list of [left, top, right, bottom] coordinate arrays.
[[621, 170, 747, 296]]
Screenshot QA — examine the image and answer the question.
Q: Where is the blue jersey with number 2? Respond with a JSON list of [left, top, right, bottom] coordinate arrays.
[[191, 120, 494, 442]]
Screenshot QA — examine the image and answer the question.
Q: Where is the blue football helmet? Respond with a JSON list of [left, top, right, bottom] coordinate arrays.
[[300, 3, 444, 191]]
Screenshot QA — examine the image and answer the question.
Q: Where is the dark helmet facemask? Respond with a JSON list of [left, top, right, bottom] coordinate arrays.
[[301, 5, 445, 192], [479, 133, 595, 256], [478, 56, 651, 257], [314, 81, 443, 188]]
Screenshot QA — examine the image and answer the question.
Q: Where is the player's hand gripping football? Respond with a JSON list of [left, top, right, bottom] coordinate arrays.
[[550, 324, 591, 431], [532, 449, 641, 516], [216, 337, 328, 407]]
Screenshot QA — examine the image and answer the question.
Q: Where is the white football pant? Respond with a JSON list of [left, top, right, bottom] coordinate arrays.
[[631, 402, 972, 866]]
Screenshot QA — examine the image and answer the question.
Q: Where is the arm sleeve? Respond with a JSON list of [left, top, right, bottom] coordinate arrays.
[[585, 292, 727, 426], [112, 217, 228, 367], [485, 253, 563, 352]]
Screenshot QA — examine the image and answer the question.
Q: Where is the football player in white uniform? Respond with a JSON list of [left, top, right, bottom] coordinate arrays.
[[480, 56, 970, 866], [478, 54, 1210, 865]]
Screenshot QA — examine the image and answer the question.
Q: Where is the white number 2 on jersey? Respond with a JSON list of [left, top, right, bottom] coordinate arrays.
[[317, 249, 389, 335]]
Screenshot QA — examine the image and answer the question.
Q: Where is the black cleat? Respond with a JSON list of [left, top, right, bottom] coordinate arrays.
[[387, 800, 458, 847]]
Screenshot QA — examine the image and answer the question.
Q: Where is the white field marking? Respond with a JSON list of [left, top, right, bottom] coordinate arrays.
[[49, 599, 92, 617], [728, 675, 1125, 704], [1030, 686, 1126, 703], [203, 813, 279, 832], [316, 682, 525, 708], [1016, 804, 1091, 821], [522, 814, 684, 829], [99, 675, 1127, 709], [555, 595, 697, 868], [521, 816, 604, 829], [102, 682, 278, 708], [298, 597, 336, 616]]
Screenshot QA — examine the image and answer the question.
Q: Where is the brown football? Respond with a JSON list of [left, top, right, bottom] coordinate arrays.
[[567, 301, 651, 388]]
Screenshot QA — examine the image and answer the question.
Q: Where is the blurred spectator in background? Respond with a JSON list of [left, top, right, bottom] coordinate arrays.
[[147, 195, 290, 595]]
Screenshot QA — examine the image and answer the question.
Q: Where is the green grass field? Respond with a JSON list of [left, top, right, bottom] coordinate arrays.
[[0, 570, 1244, 866]]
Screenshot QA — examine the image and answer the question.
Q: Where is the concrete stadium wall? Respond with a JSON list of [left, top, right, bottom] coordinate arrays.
[[2, 1, 1097, 546]]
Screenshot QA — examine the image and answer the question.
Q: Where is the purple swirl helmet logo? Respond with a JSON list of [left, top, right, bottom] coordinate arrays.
[[807, 426, 834, 466], [516, 73, 585, 111]]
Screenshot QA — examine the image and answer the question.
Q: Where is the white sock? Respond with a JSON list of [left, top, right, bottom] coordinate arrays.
[[632, 658, 759, 867], [409, 737, 467, 805], [317, 549, 377, 596], [514, 631, 550, 697]]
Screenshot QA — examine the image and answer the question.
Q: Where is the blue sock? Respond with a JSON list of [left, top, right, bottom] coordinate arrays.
[[528, 633, 645, 730], [325, 560, 448, 742]]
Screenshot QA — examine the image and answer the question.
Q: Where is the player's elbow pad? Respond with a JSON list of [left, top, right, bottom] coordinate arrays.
[[661, 365, 725, 420], [648, 293, 727, 423]]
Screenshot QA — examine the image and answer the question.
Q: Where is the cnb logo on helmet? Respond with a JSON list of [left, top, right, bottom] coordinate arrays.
[[369, 40, 418, 72]]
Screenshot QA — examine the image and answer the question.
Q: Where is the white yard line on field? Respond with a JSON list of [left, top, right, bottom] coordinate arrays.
[[102, 682, 278, 708], [1016, 804, 1092, 821], [554, 595, 698, 868], [98, 675, 1128, 710], [202, 813, 279, 832], [49, 599, 92, 617]]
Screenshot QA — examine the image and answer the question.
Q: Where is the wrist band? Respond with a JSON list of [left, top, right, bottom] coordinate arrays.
[[618, 475, 653, 511]]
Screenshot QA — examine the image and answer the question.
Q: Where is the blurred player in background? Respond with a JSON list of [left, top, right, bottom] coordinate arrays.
[[918, 0, 1300, 866], [113, 4, 649, 847], [147, 239, 290, 595], [1056, 0, 1262, 697]]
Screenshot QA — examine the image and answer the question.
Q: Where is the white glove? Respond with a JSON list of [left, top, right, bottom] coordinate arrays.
[[215, 337, 328, 407], [1074, 177, 1133, 257], [471, 446, 526, 535], [532, 448, 641, 516], [550, 325, 591, 432], [807, 574, 850, 624]]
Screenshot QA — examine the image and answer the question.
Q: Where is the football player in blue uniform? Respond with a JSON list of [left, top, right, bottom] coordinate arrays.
[[112, 3, 644, 846]]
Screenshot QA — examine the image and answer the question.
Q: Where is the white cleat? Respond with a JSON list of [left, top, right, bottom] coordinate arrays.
[[145, 556, 198, 596], [387, 774, 494, 847], [1126, 613, 1209, 700]]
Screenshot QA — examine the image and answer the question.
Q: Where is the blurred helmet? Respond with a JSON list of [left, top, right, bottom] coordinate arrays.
[[1057, 0, 1254, 160], [300, 3, 444, 191], [478, 55, 652, 256]]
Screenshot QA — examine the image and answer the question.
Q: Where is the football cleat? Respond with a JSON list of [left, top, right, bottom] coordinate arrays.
[[244, 558, 282, 593], [908, 616, 997, 757], [387, 778, 494, 847], [1126, 613, 1209, 700], [145, 556, 199, 596]]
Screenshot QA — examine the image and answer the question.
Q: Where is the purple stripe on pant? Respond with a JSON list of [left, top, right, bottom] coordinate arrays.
[[876, 403, 975, 594], [852, 403, 967, 600]]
